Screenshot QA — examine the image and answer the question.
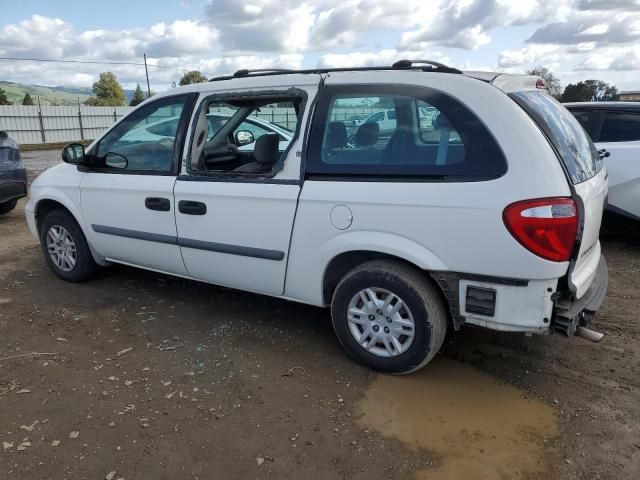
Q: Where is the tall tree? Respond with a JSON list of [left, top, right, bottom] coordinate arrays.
[[179, 70, 207, 86], [528, 66, 562, 99], [85, 72, 126, 106], [129, 83, 146, 106], [0, 88, 11, 105], [22, 92, 35, 105], [561, 80, 619, 102]]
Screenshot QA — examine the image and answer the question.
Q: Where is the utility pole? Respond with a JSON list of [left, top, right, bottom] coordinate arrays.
[[143, 53, 151, 98], [37, 96, 46, 144]]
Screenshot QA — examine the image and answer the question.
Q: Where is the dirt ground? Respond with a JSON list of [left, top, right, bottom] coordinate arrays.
[[1, 155, 639, 479]]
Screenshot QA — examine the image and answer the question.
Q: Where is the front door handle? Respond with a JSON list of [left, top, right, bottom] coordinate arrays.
[[178, 200, 207, 215], [145, 197, 170, 211]]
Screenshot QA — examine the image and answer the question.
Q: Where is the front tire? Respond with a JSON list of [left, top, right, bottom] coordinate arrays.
[[39, 209, 97, 282], [0, 199, 17, 215], [331, 260, 447, 374]]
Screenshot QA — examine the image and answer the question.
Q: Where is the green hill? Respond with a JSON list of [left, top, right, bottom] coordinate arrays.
[[0, 81, 92, 105]]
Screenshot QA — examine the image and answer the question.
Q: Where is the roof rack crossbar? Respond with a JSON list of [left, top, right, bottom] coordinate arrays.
[[208, 60, 462, 82], [233, 68, 297, 78], [392, 59, 462, 74]]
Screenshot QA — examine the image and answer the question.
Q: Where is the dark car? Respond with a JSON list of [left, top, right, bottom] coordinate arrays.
[[0, 131, 27, 215], [564, 102, 640, 220]]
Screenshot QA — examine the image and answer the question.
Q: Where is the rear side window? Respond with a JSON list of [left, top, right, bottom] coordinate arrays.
[[306, 85, 506, 180], [599, 111, 640, 142], [512, 92, 602, 184]]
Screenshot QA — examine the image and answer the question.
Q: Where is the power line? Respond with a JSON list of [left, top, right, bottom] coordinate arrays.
[[0, 56, 213, 76]]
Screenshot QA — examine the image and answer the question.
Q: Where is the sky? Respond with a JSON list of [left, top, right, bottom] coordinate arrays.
[[0, 0, 639, 92]]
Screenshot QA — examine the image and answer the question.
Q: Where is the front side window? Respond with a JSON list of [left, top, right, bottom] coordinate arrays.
[[189, 96, 303, 175], [306, 86, 506, 179], [599, 111, 640, 142], [95, 95, 190, 173]]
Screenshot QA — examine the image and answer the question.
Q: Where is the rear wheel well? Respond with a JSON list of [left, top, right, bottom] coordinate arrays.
[[36, 199, 73, 233], [322, 251, 451, 326]]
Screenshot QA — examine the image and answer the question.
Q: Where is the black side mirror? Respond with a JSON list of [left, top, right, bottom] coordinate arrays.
[[598, 149, 610, 159], [62, 143, 86, 164], [235, 130, 255, 146]]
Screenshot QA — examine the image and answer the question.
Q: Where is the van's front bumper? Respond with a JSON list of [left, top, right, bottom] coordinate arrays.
[[552, 255, 608, 336]]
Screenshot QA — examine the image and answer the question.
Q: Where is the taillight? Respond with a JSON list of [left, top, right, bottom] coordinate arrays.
[[503, 198, 578, 262]]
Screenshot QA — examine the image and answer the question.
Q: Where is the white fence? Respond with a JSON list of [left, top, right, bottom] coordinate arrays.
[[0, 104, 385, 145], [0, 105, 134, 145]]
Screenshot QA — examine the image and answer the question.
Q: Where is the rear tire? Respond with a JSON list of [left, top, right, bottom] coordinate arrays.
[[0, 199, 17, 215], [39, 209, 97, 282], [331, 260, 447, 374]]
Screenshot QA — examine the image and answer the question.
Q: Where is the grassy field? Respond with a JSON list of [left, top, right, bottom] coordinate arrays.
[[0, 81, 91, 105]]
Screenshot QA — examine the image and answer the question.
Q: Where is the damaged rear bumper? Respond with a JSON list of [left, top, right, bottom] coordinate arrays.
[[552, 255, 608, 336]]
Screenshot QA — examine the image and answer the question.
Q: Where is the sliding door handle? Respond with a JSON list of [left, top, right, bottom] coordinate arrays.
[[145, 197, 170, 211], [178, 200, 207, 215]]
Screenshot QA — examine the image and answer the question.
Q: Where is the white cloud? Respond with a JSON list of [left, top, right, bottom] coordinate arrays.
[[498, 44, 565, 69], [580, 23, 610, 36], [527, 11, 640, 46], [576, 53, 613, 70], [401, 0, 567, 51], [576, 0, 640, 11], [308, 1, 427, 48], [1, 0, 640, 93], [205, 0, 316, 53], [318, 48, 449, 68], [0, 15, 221, 89], [575, 46, 640, 71], [0, 15, 73, 59], [0, 15, 218, 61]]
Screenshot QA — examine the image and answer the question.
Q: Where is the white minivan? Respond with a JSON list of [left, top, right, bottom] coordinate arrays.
[[25, 61, 609, 373]]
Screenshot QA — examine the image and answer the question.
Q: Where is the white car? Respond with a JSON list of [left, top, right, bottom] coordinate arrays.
[[362, 107, 436, 136], [364, 109, 398, 136], [565, 102, 640, 220], [25, 61, 608, 373]]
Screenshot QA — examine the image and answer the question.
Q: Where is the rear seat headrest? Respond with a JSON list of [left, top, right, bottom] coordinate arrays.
[[327, 121, 348, 148], [355, 122, 379, 147]]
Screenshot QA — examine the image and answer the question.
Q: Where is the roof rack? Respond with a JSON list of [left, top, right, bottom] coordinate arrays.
[[208, 59, 462, 82]]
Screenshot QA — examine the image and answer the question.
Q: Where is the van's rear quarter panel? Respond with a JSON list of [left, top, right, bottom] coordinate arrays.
[[285, 180, 570, 305], [285, 74, 575, 305]]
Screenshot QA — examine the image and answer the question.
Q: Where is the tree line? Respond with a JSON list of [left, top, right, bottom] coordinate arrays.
[[0, 69, 208, 107], [527, 67, 619, 101], [0, 67, 623, 106]]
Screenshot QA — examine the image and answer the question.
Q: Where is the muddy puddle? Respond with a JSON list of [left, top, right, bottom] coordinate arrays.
[[357, 357, 558, 479]]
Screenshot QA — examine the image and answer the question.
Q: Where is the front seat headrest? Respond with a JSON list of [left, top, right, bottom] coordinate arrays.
[[254, 133, 280, 167], [327, 121, 348, 148], [355, 122, 380, 147]]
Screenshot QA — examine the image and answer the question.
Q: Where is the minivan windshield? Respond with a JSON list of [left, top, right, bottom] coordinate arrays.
[[511, 91, 602, 184]]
